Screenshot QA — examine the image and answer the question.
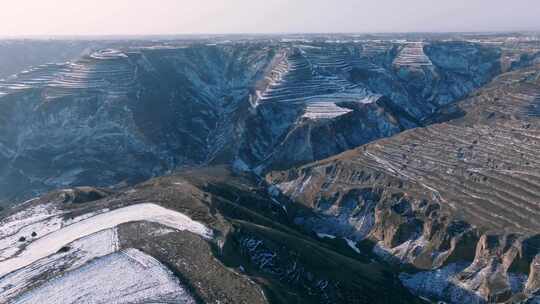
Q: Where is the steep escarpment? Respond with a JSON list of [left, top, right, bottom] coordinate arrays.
[[267, 64, 540, 303], [0, 45, 276, 204]]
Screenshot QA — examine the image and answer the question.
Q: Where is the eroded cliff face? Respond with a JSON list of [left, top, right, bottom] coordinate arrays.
[[0, 45, 276, 203], [267, 64, 540, 303], [238, 41, 503, 172]]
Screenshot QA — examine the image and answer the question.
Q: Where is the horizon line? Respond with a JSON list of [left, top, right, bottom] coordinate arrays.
[[0, 30, 539, 40]]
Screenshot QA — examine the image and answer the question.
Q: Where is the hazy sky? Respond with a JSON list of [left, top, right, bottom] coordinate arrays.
[[0, 0, 538, 36]]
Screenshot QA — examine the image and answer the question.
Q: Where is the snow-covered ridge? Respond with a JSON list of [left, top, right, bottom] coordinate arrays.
[[88, 48, 128, 60], [0, 203, 212, 277]]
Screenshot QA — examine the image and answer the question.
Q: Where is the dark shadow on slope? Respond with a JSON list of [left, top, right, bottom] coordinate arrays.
[[181, 171, 424, 304]]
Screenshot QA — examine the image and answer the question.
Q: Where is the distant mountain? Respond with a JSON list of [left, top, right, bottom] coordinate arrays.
[[239, 41, 504, 171], [1, 38, 532, 204], [0, 40, 105, 79], [0, 44, 275, 203]]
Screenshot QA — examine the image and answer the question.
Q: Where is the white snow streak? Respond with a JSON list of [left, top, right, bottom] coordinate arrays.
[[316, 233, 337, 239], [345, 238, 361, 254], [0, 203, 212, 277]]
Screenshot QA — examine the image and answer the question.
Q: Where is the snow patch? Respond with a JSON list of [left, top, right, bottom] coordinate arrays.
[[345, 238, 361, 254], [0, 207, 111, 262], [316, 233, 336, 239], [268, 185, 280, 197], [0, 203, 60, 240], [400, 263, 467, 299]]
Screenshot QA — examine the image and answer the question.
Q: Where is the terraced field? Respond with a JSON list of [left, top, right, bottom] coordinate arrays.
[[0, 40, 103, 79], [330, 67, 540, 233], [364, 121, 540, 233], [348, 41, 393, 73], [0, 64, 64, 91], [256, 46, 371, 120], [393, 42, 432, 68], [0, 49, 136, 101], [48, 50, 136, 98]]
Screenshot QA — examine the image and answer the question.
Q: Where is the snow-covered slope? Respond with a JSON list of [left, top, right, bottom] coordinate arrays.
[[0, 203, 211, 277], [0, 229, 120, 302], [0, 197, 212, 303], [0, 167, 430, 304], [12, 248, 197, 304]]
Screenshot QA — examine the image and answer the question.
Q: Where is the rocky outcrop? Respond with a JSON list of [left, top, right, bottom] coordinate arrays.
[[57, 186, 111, 204], [0, 167, 422, 304]]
